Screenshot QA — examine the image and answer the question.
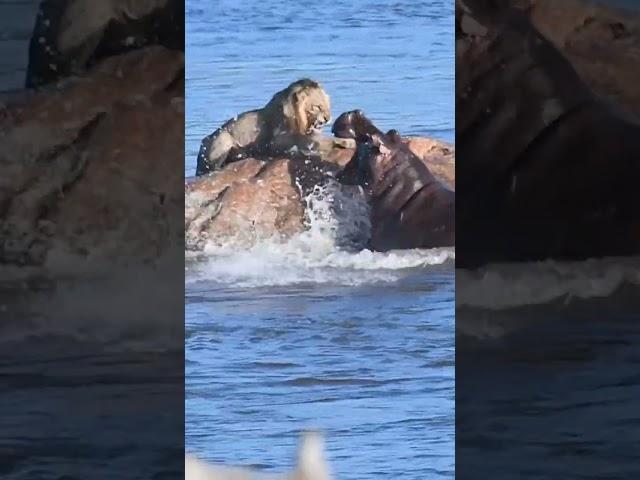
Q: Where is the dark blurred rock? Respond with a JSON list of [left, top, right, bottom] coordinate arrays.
[[456, 1, 640, 267], [1, 46, 184, 270]]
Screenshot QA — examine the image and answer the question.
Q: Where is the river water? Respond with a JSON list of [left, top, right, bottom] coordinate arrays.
[[185, 0, 455, 479]]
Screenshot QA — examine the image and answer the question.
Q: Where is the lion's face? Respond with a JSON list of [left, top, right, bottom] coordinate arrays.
[[295, 86, 331, 134], [274, 80, 331, 135]]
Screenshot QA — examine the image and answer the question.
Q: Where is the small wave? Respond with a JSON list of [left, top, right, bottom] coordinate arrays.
[[280, 376, 393, 387], [187, 244, 453, 288], [457, 256, 640, 310], [249, 361, 301, 369], [187, 182, 454, 287]]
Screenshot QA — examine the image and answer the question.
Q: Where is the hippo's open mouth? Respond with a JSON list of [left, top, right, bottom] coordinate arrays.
[[331, 109, 385, 144], [332, 110, 392, 188], [331, 109, 364, 140]]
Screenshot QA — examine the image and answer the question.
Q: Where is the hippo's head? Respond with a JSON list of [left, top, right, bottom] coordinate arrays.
[[331, 110, 383, 142], [333, 110, 407, 194], [359, 132, 405, 191]]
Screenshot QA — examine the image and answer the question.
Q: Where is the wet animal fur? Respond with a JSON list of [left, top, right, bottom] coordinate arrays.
[[195, 79, 334, 176]]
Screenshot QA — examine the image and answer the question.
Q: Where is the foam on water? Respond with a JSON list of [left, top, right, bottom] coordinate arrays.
[[457, 256, 640, 310], [186, 181, 454, 288]]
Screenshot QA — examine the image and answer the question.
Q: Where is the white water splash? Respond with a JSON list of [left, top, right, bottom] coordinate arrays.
[[457, 256, 640, 310], [187, 182, 454, 287]]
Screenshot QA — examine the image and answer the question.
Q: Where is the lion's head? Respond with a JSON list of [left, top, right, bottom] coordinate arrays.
[[266, 79, 332, 135]]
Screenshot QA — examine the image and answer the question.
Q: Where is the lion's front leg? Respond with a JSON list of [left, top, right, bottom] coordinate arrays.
[[269, 133, 355, 160], [313, 135, 356, 153], [195, 129, 236, 176], [269, 133, 319, 158]]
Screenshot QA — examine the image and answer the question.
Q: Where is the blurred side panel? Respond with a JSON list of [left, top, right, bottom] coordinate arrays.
[[456, 0, 640, 478], [1, 1, 185, 478]]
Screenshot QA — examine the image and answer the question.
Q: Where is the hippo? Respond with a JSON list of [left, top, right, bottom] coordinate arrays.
[[332, 110, 455, 251]]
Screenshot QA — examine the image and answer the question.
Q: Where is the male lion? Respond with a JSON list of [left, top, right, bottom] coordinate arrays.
[[195, 79, 338, 176]]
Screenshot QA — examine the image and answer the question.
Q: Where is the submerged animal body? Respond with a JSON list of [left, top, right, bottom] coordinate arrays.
[[333, 110, 455, 251], [195, 79, 333, 176]]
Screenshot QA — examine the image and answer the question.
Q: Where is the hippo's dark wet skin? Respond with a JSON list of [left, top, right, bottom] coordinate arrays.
[[332, 110, 455, 251]]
